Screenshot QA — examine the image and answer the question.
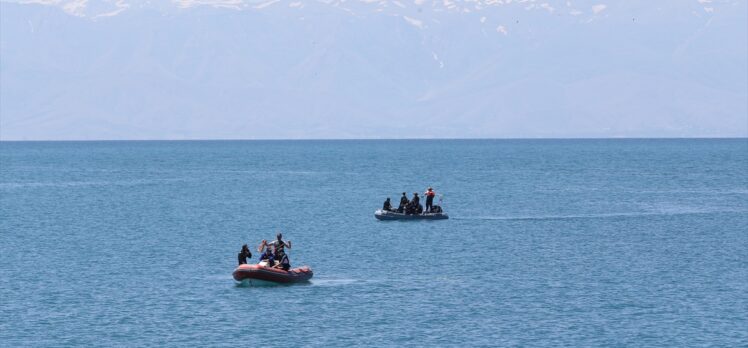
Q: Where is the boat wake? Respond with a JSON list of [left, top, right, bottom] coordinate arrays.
[[310, 278, 360, 287], [453, 209, 747, 221]]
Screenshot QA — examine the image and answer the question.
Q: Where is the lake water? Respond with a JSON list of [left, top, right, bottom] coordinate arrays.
[[1, 139, 747, 347]]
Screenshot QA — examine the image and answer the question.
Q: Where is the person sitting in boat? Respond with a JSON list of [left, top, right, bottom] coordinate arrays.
[[266, 232, 291, 261], [382, 197, 393, 211], [405, 200, 414, 214], [273, 253, 291, 271], [259, 248, 275, 266], [398, 192, 408, 213], [424, 187, 436, 213], [406, 192, 420, 214], [237, 244, 252, 265]]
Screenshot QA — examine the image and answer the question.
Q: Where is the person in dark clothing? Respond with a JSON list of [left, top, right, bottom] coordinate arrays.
[[259, 248, 275, 266], [398, 192, 408, 213], [408, 192, 420, 215], [273, 253, 291, 271], [424, 187, 436, 213], [237, 244, 252, 265], [383, 197, 392, 211]]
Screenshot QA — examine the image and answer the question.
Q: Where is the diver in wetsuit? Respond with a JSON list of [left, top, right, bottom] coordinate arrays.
[[398, 192, 409, 213], [411, 192, 420, 214], [237, 244, 252, 265], [383, 197, 392, 211]]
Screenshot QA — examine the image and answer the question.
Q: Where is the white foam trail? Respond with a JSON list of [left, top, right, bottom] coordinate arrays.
[[310, 278, 360, 287], [453, 210, 747, 221]]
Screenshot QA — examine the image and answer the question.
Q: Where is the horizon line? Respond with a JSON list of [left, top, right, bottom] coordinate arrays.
[[1, 136, 747, 142]]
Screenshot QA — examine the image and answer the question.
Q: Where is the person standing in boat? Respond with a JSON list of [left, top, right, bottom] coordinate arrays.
[[267, 232, 291, 261], [237, 244, 252, 265], [424, 187, 436, 213], [382, 197, 393, 211], [398, 192, 409, 213]]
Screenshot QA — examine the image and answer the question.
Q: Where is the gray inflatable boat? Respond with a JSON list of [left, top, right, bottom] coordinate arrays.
[[374, 209, 449, 221]]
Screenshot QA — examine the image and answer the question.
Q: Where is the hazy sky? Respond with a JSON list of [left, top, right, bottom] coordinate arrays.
[[0, 0, 746, 140]]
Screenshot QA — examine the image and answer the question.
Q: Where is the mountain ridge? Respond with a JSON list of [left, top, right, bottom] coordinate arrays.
[[1, 0, 745, 140]]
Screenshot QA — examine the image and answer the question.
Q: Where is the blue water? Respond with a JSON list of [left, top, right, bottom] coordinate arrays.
[[1, 139, 747, 347]]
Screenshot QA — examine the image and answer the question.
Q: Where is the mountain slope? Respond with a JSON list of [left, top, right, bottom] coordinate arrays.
[[1, 0, 746, 139]]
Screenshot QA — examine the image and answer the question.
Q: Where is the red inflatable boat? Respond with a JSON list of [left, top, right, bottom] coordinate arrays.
[[233, 262, 313, 286]]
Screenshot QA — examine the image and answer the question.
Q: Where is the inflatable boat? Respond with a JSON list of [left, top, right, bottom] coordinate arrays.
[[233, 262, 313, 286], [374, 209, 449, 220]]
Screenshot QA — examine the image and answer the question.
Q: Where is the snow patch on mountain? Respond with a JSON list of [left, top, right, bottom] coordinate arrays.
[[1, 0, 745, 139], [403, 15, 425, 29]]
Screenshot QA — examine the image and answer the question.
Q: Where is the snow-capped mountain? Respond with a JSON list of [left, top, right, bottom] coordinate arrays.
[[1, 0, 745, 140]]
